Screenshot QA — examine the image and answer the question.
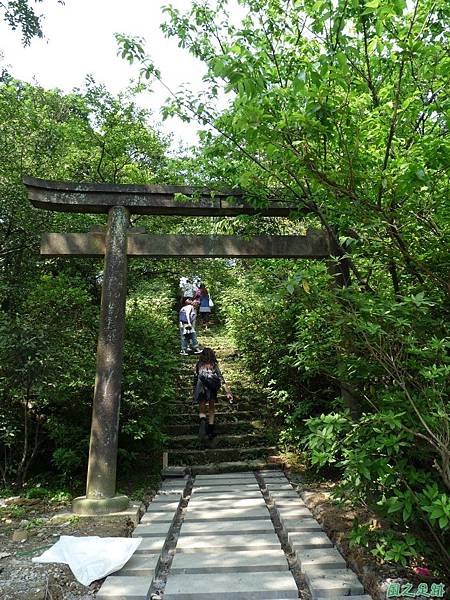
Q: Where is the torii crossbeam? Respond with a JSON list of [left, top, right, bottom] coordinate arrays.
[[24, 176, 331, 515]]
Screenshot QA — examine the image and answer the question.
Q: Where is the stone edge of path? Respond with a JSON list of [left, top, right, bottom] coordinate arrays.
[[95, 475, 192, 599], [258, 470, 374, 600]]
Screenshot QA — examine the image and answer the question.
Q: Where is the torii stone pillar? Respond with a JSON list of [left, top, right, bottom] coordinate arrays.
[[73, 206, 130, 514], [24, 176, 327, 515]]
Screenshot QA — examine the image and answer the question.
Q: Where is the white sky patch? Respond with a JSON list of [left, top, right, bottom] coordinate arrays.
[[0, 0, 244, 149]]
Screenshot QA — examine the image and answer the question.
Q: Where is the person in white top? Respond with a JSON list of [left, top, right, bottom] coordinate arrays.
[[179, 299, 202, 355]]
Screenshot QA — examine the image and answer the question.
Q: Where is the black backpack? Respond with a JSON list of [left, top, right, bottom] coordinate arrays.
[[199, 368, 221, 393]]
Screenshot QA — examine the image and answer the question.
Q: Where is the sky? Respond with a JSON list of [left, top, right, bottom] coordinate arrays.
[[0, 0, 226, 149]]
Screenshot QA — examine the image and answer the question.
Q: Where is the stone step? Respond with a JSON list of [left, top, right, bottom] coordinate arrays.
[[164, 571, 298, 599], [193, 476, 257, 486], [169, 411, 260, 424], [166, 432, 272, 450], [188, 497, 266, 510], [297, 548, 346, 571], [192, 483, 262, 493], [170, 549, 288, 574], [133, 521, 172, 537], [194, 472, 257, 480], [184, 507, 270, 521], [265, 483, 296, 491], [152, 493, 183, 502], [190, 491, 264, 500], [191, 461, 282, 475], [175, 533, 281, 553], [146, 502, 181, 513], [268, 490, 300, 499], [274, 498, 308, 508], [96, 575, 152, 599], [115, 554, 160, 576], [166, 420, 264, 435], [135, 537, 166, 553], [168, 446, 277, 465], [179, 520, 275, 535], [260, 471, 289, 478], [288, 531, 334, 550], [305, 567, 364, 598], [280, 518, 322, 532], [276, 507, 312, 520], [141, 512, 175, 523]]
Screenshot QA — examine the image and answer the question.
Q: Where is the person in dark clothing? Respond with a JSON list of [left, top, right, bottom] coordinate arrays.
[[193, 347, 233, 439], [198, 284, 212, 329]]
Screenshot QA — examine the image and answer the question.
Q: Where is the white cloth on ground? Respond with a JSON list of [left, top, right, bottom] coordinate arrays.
[[32, 535, 142, 586]]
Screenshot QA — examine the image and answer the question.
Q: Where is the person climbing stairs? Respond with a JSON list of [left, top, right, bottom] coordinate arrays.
[[163, 329, 281, 474]]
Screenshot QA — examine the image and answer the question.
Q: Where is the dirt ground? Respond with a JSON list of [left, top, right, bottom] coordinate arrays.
[[0, 496, 137, 600]]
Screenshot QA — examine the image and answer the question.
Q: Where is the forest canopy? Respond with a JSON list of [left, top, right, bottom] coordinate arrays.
[[0, 0, 449, 577]]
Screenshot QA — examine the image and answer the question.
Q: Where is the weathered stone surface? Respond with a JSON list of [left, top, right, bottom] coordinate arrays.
[[265, 484, 294, 491], [42, 232, 331, 258], [188, 498, 265, 509], [274, 499, 308, 508], [161, 482, 187, 490], [141, 512, 175, 523], [152, 493, 182, 502], [190, 491, 264, 500], [184, 507, 270, 521], [170, 549, 288, 574], [193, 485, 260, 493], [132, 521, 172, 537], [134, 537, 166, 553], [114, 554, 160, 576], [96, 575, 152, 599], [288, 531, 333, 549], [296, 548, 346, 570], [164, 571, 298, 599], [176, 533, 282, 552], [26, 175, 302, 218], [268, 491, 299, 500], [281, 518, 322, 532], [162, 467, 188, 477], [195, 472, 256, 479], [146, 501, 180, 512], [180, 520, 275, 535], [306, 568, 364, 598], [193, 478, 256, 486], [84, 205, 129, 505], [276, 507, 312, 520]]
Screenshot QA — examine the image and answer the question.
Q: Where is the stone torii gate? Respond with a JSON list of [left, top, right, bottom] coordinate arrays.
[[24, 176, 332, 515]]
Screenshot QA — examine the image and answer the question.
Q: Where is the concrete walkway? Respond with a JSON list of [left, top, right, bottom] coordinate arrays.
[[96, 471, 373, 600]]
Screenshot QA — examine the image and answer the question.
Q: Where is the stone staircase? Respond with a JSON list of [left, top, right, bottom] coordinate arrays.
[[163, 329, 281, 474], [96, 471, 373, 600]]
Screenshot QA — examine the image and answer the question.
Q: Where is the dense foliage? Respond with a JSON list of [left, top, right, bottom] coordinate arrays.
[[0, 76, 178, 489], [116, 0, 450, 572]]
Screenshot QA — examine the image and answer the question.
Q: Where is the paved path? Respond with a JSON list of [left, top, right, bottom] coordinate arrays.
[[96, 470, 372, 600]]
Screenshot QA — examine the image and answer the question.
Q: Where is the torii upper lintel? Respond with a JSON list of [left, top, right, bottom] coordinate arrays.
[[24, 175, 298, 217]]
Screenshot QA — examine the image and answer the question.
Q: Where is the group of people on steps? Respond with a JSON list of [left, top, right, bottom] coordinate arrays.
[[178, 277, 233, 441]]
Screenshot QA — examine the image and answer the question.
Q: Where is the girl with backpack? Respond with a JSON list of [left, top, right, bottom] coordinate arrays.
[[193, 347, 233, 440]]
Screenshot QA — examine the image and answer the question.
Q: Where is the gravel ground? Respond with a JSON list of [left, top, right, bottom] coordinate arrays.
[[0, 496, 136, 600]]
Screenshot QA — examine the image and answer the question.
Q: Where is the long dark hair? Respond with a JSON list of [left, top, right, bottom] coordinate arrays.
[[197, 347, 217, 366]]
